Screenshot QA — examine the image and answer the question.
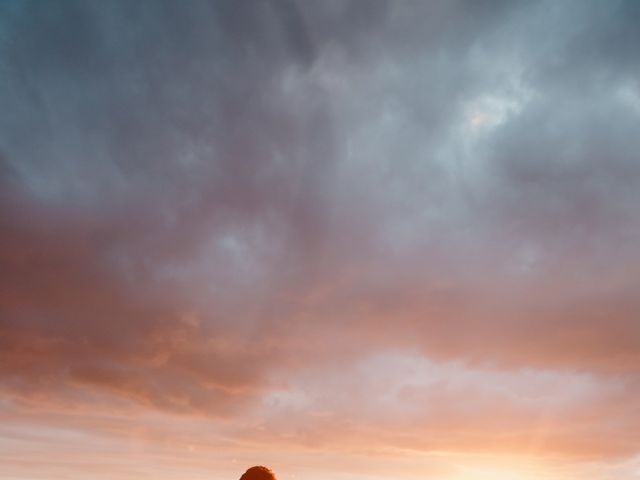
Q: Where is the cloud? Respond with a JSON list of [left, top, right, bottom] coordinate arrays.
[[0, 0, 639, 477]]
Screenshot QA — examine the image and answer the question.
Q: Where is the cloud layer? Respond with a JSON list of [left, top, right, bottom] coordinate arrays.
[[1, 1, 639, 478]]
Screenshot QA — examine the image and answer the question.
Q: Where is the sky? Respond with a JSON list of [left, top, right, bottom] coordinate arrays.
[[0, 0, 639, 479]]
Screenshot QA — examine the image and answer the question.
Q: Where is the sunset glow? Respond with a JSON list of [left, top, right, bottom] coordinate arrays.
[[1, 1, 639, 479]]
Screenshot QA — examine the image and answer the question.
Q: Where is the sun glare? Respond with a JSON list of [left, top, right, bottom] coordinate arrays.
[[448, 456, 556, 480], [454, 467, 541, 480]]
